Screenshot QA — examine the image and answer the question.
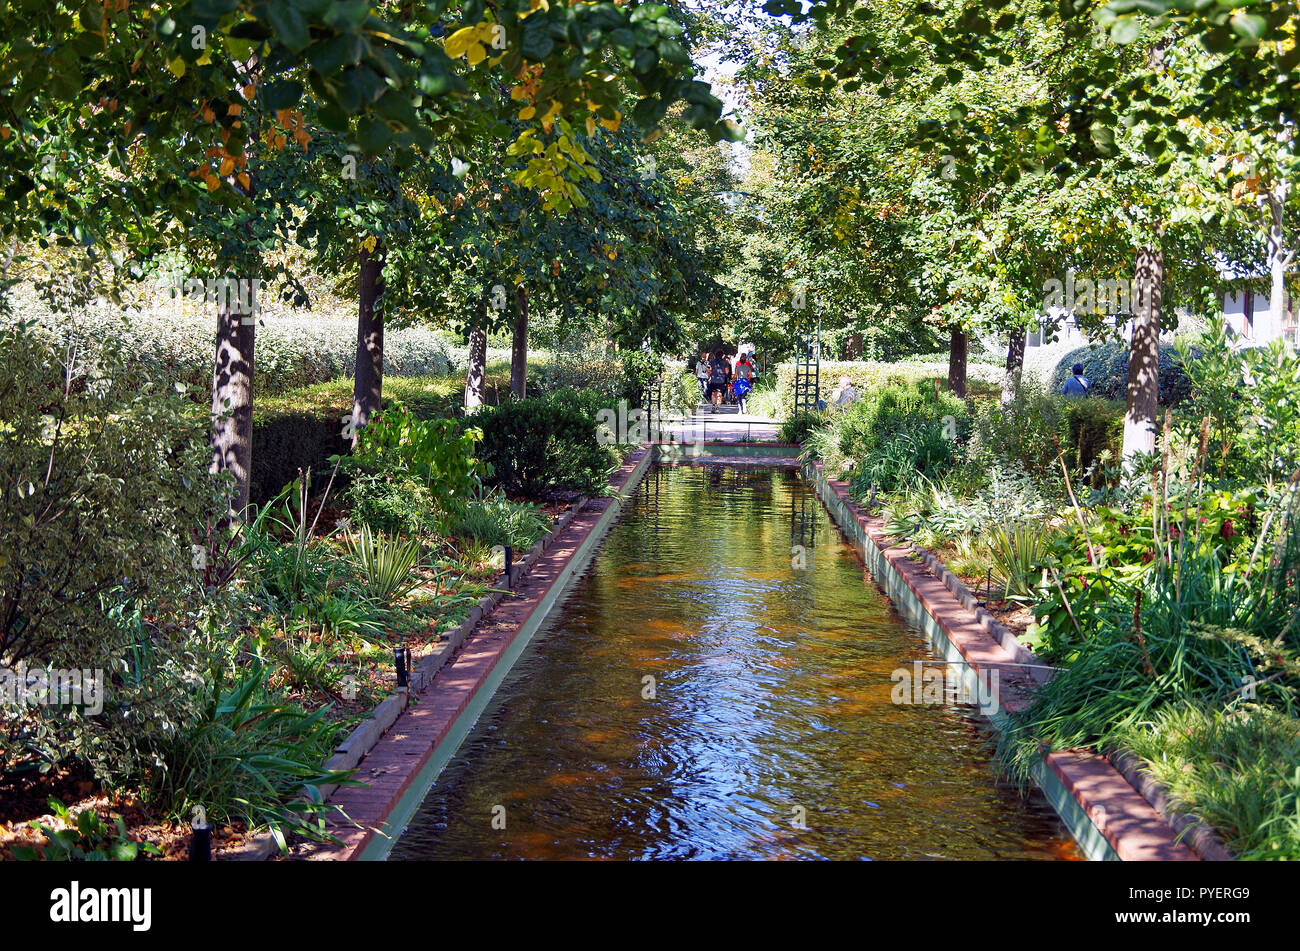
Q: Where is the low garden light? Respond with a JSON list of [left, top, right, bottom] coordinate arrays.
[[394, 646, 412, 688], [190, 806, 211, 862]]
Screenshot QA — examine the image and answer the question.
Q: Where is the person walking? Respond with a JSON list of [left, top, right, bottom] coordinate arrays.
[[707, 350, 730, 412], [733, 352, 755, 414], [695, 353, 710, 400], [1061, 363, 1090, 397]]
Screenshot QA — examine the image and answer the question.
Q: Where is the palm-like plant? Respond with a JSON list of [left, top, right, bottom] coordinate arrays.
[[342, 523, 423, 603]]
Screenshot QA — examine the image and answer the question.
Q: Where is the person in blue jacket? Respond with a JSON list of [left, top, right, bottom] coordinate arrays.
[[1061, 363, 1090, 397]]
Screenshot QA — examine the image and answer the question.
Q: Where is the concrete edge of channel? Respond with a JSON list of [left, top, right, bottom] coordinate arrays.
[[271, 447, 655, 861], [803, 460, 1228, 862], [222, 469, 610, 860]]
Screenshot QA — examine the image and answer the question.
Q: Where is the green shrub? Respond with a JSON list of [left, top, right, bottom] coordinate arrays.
[[849, 424, 957, 495], [5, 290, 456, 399], [1050, 340, 1198, 406], [475, 392, 617, 497], [971, 378, 1123, 479], [449, 491, 552, 549], [780, 412, 823, 444], [343, 473, 443, 539], [806, 380, 967, 487], [771, 359, 1003, 418], [344, 402, 484, 511], [0, 318, 218, 668]]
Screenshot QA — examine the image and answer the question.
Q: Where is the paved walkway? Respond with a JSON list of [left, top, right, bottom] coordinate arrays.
[[659, 412, 782, 444]]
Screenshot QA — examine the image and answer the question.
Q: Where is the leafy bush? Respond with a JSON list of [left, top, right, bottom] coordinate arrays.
[[0, 318, 218, 668], [449, 491, 552, 549], [343, 473, 443, 539], [475, 392, 617, 497], [12, 798, 163, 861], [344, 402, 485, 512], [620, 349, 665, 407], [780, 411, 823, 444], [805, 380, 966, 488], [1049, 339, 1198, 406], [771, 359, 1003, 418], [1173, 324, 1300, 487], [970, 377, 1123, 479], [6, 291, 456, 399], [849, 425, 957, 495]]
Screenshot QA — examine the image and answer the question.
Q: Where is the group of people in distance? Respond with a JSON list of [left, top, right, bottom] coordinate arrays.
[[695, 350, 757, 413]]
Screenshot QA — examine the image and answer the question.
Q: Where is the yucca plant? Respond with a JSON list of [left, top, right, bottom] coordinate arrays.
[[987, 521, 1052, 600], [343, 523, 423, 603]]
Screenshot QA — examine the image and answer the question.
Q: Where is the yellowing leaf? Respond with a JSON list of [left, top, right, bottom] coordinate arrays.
[[361, 234, 378, 253], [445, 26, 477, 58], [218, 157, 235, 176], [236, 172, 251, 190], [204, 174, 221, 192], [167, 56, 186, 77], [467, 42, 487, 65], [518, 105, 536, 120], [510, 85, 526, 100], [586, 116, 596, 136]]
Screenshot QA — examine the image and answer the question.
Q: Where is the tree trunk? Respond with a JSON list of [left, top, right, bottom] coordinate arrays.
[[211, 294, 255, 517], [1123, 247, 1164, 462], [510, 285, 529, 399], [1001, 328, 1026, 404], [351, 243, 385, 447], [947, 328, 968, 399], [464, 324, 487, 412], [1267, 181, 1292, 343]]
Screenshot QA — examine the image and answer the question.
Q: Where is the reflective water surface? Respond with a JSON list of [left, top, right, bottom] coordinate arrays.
[[392, 466, 1079, 860]]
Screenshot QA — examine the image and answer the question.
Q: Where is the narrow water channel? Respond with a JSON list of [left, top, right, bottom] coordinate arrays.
[[391, 465, 1079, 860]]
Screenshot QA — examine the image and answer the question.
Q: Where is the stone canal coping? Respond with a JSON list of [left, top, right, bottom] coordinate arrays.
[[804, 461, 1232, 862]]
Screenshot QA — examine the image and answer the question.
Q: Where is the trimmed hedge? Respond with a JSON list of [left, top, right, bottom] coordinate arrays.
[[7, 292, 458, 398], [1049, 340, 1199, 406], [474, 391, 617, 498], [771, 359, 1004, 418], [250, 372, 518, 504]]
